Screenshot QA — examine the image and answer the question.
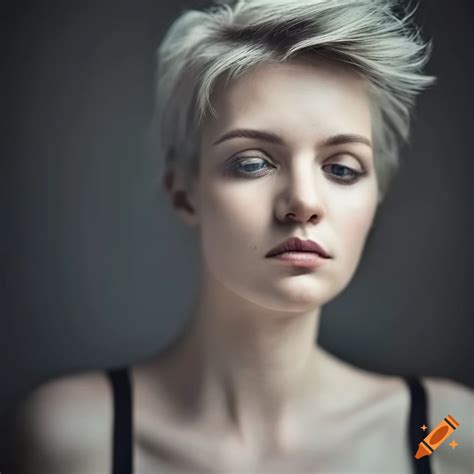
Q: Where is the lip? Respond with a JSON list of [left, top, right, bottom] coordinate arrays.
[[269, 251, 328, 268], [265, 237, 331, 259]]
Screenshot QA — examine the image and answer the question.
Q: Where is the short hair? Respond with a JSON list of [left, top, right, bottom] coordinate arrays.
[[151, 0, 436, 204]]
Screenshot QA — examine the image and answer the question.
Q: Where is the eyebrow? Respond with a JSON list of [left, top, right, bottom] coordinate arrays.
[[212, 128, 372, 148]]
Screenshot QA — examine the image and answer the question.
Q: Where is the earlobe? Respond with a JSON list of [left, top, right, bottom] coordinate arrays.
[[163, 169, 199, 228], [172, 190, 199, 227]]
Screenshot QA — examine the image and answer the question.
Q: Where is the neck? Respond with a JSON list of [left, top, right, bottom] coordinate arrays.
[[157, 261, 332, 456]]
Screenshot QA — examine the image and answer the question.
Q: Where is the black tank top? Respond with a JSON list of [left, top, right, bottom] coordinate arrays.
[[106, 368, 433, 474]]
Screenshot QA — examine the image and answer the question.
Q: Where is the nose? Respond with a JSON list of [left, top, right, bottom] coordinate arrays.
[[275, 159, 325, 224]]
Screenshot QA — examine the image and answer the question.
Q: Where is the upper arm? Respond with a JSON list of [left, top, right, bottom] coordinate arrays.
[[423, 376, 474, 474], [2, 372, 112, 474]]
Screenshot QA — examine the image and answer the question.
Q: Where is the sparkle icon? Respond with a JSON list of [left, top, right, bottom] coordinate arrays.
[[448, 440, 459, 450], [420, 424, 428, 431]]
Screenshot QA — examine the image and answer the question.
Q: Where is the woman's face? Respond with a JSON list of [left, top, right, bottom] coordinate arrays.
[[186, 57, 378, 311]]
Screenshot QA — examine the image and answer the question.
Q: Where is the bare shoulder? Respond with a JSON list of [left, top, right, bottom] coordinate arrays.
[[422, 376, 474, 474], [2, 370, 113, 474]]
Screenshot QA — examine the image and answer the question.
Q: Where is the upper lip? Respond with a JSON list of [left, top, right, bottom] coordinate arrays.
[[265, 237, 331, 258]]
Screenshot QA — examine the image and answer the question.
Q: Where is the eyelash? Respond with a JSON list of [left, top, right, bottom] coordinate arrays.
[[227, 156, 366, 184]]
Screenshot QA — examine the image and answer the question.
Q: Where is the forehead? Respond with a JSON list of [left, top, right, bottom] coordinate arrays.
[[201, 56, 373, 147]]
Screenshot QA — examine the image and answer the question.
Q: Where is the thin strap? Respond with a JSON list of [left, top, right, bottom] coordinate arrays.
[[107, 367, 133, 474], [405, 377, 433, 474]]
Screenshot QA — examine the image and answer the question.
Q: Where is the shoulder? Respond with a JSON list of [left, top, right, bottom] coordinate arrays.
[[2, 370, 113, 474], [422, 376, 474, 474], [422, 376, 473, 418]]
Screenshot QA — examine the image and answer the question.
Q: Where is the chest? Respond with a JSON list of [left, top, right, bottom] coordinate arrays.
[[132, 392, 414, 474], [133, 433, 414, 473]]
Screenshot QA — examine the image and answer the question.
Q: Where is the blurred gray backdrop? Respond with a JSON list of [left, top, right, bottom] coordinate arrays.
[[1, 0, 473, 415]]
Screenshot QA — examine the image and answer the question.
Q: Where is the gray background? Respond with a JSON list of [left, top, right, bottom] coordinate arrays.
[[1, 0, 473, 416]]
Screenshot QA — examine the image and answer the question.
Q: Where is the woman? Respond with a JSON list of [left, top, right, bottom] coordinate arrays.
[[3, 0, 473, 473]]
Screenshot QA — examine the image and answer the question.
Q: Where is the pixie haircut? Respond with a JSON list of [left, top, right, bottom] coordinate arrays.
[[152, 0, 436, 204]]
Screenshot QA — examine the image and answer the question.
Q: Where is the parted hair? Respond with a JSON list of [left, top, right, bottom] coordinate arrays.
[[151, 0, 436, 204]]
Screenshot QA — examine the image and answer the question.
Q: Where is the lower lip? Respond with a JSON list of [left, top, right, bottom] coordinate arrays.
[[268, 251, 329, 268]]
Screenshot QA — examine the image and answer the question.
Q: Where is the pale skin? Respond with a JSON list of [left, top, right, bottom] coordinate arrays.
[[155, 56, 379, 454], [2, 57, 473, 474]]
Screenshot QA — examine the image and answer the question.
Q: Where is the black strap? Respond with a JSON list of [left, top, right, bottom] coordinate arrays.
[[107, 367, 133, 474], [405, 377, 433, 474]]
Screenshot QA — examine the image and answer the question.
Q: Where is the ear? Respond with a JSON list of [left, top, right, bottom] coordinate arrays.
[[162, 167, 200, 228]]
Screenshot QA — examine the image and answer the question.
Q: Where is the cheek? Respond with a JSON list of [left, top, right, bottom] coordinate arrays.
[[203, 176, 273, 229], [344, 208, 374, 244], [197, 182, 278, 305], [319, 194, 377, 302], [332, 193, 377, 265], [199, 182, 269, 263]]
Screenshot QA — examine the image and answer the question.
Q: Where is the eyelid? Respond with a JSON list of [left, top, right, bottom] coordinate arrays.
[[325, 153, 366, 173], [231, 149, 270, 159]]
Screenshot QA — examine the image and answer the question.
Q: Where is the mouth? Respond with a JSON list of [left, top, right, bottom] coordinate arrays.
[[265, 237, 332, 259]]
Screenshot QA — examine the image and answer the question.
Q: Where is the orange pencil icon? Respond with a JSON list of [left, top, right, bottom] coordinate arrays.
[[415, 414, 460, 459]]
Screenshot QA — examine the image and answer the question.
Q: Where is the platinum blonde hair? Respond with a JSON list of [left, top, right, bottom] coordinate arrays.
[[151, 0, 436, 204]]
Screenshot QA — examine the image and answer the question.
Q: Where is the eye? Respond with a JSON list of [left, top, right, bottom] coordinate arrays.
[[225, 155, 366, 183], [322, 163, 366, 184], [226, 156, 274, 178]]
